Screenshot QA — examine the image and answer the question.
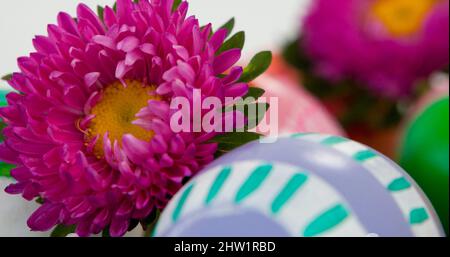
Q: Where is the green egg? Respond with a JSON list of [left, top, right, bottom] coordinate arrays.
[[399, 96, 449, 235], [0, 90, 13, 178]]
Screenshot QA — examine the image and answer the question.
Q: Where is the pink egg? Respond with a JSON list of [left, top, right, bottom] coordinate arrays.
[[251, 73, 345, 136]]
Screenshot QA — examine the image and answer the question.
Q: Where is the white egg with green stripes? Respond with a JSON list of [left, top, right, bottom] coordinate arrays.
[[154, 161, 367, 237], [154, 133, 444, 237], [290, 133, 443, 236]]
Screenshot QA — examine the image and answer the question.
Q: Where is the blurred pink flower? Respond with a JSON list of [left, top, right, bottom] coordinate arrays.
[[302, 0, 449, 99]]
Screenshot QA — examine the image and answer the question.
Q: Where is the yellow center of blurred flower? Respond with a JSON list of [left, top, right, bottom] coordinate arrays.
[[86, 80, 160, 158], [371, 0, 437, 37]]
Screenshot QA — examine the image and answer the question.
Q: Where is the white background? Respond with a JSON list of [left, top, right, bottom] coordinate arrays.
[[0, 0, 311, 87], [0, 0, 310, 236]]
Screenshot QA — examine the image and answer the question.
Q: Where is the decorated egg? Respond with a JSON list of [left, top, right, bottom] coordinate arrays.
[[250, 54, 345, 137], [154, 133, 444, 237], [399, 96, 449, 235]]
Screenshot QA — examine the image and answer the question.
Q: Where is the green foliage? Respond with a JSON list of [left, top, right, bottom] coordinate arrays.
[[97, 6, 105, 21], [239, 51, 272, 83], [210, 132, 262, 157], [244, 87, 265, 99], [217, 31, 245, 55], [218, 17, 235, 38], [0, 163, 14, 178], [51, 225, 76, 237], [1, 74, 12, 81], [172, 0, 182, 12]]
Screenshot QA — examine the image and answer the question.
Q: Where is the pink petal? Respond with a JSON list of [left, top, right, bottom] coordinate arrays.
[[27, 203, 62, 231], [213, 49, 241, 74]]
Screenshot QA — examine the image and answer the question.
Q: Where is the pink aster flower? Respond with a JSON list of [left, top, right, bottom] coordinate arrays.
[[0, 0, 249, 237], [302, 0, 449, 99]]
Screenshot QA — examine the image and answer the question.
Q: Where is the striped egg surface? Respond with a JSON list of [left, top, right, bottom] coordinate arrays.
[[154, 133, 443, 237], [154, 161, 366, 237]]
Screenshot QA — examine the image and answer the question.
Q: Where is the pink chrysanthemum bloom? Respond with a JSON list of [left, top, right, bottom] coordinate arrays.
[[302, 0, 449, 99], [0, 0, 249, 236]]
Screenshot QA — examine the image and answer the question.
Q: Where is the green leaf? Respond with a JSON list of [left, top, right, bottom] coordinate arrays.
[[102, 228, 111, 237], [2, 74, 12, 81], [244, 103, 270, 130], [172, 0, 182, 12], [97, 6, 104, 21], [51, 225, 76, 237], [0, 162, 14, 178], [143, 209, 161, 237], [35, 197, 44, 204], [211, 132, 262, 156], [244, 87, 265, 100], [239, 51, 272, 83], [141, 208, 158, 230], [0, 121, 7, 141], [222, 88, 265, 113], [217, 31, 245, 55], [226, 102, 269, 130], [218, 17, 235, 38], [221, 87, 269, 130], [211, 132, 262, 146]]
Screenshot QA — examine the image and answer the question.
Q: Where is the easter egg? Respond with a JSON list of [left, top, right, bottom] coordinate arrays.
[[249, 54, 345, 137], [252, 74, 345, 137], [1, 89, 11, 172], [154, 133, 444, 237], [399, 96, 449, 235]]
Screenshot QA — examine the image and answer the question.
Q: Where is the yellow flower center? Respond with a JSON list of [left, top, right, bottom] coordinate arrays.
[[371, 0, 437, 37], [86, 80, 160, 157]]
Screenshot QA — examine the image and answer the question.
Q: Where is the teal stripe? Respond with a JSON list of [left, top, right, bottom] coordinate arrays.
[[235, 164, 272, 203], [353, 150, 377, 162], [172, 184, 194, 222], [291, 133, 315, 139], [205, 166, 232, 205], [321, 136, 348, 146], [271, 173, 308, 214], [387, 177, 411, 192], [303, 204, 350, 237], [410, 208, 429, 224]]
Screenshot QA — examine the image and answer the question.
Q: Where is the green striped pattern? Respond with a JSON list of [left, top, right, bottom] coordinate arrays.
[[206, 166, 232, 205], [271, 173, 308, 214], [172, 183, 195, 222], [410, 208, 429, 225], [353, 150, 377, 162], [155, 161, 362, 237], [155, 134, 441, 237], [387, 177, 411, 192], [291, 133, 441, 236], [321, 136, 348, 146], [291, 133, 314, 139], [235, 164, 272, 203], [303, 204, 350, 237]]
